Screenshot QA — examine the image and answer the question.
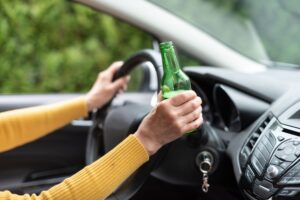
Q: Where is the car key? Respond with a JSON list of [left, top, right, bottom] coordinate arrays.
[[199, 157, 212, 193]]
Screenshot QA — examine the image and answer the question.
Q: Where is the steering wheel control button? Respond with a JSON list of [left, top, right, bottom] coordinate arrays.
[[253, 179, 277, 199]]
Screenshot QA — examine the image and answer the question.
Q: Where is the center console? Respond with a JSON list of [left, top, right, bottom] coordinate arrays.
[[239, 105, 300, 200]]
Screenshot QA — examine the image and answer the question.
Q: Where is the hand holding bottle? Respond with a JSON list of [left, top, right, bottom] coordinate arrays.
[[134, 91, 202, 155]]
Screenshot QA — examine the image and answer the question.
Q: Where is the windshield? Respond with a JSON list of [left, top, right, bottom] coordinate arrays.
[[148, 0, 300, 68]]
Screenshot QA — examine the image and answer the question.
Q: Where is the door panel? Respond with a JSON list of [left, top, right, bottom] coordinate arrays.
[[0, 94, 90, 194]]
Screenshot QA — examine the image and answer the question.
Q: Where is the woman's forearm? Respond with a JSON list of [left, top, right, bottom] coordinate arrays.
[[0, 135, 149, 200], [0, 97, 88, 152]]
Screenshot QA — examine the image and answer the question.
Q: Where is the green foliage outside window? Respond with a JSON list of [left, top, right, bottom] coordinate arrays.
[[0, 1, 152, 93]]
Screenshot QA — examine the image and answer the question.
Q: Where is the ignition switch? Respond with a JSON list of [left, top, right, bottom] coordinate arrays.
[[195, 150, 214, 172]]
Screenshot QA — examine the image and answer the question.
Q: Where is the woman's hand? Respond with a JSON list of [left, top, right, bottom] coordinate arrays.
[[85, 61, 130, 111], [134, 91, 203, 155]]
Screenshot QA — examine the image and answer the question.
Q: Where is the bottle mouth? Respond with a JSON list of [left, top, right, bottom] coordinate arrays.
[[159, 41, 173, 50]]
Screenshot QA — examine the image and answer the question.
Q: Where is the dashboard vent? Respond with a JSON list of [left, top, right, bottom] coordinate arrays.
[[240, 115, 272, 168]]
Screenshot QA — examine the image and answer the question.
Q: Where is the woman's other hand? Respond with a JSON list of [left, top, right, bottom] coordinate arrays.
[[85, 61, 130, 111]]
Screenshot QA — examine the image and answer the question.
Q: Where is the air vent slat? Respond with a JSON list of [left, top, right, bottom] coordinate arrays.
[[252, 133, 260, 139], [248, 140, 255, 148], [240, 115, 273, 168]]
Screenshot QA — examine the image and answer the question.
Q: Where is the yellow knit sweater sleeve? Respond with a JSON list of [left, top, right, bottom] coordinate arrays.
[[0, 97, 150, 199], [0, 97, 88, 152], [0, 135, 149, 200]]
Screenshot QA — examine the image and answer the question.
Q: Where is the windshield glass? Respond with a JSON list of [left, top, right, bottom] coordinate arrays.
[[148, 0, 300, 68]]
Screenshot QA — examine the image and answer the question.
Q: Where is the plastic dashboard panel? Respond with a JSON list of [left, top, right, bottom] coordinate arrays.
[[229, 85, 300, 200], [184, 67, 300, 199]]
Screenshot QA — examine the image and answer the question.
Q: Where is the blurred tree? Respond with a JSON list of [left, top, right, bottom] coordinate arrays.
[[0, 0, 152, 93]]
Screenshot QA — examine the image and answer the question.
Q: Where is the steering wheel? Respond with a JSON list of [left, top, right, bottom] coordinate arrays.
[[85, 49, 226, 199], [85, 49, 166, 199]]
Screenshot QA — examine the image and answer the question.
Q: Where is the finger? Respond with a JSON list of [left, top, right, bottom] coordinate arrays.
[[182, 114, 203, 133], [168, 91, 197, 107], [121, 76, 130, 90], [121, 85, 127, 91], [157, 91, 163, 103], [125, 75, 131, 83], [181, 107, 202, 124], [106, 61, 124, 80], [176, 97, 202, 116], [118, 89, 124, 95], [109, 76, 128, 92], [119, 84, 127, 93]]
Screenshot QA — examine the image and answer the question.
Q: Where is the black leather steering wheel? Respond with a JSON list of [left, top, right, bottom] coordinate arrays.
[[85, 49, 165, 199]]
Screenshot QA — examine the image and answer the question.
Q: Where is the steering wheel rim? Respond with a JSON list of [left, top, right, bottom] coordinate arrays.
[[85, 49, 164, 199], [86, 49, 163, 164]]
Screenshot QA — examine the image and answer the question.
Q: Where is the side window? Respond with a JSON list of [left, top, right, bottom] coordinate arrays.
[[0, 1, 152, 94]]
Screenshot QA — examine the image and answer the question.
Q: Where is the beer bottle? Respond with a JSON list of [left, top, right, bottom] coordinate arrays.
[[160, 41, 191, 99]]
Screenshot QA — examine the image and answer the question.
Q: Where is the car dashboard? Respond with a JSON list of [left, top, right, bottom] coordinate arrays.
[[184, 67, 300, 200]]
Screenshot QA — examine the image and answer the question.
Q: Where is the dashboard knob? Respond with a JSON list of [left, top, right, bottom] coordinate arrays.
[[267, 165, 279, 179]]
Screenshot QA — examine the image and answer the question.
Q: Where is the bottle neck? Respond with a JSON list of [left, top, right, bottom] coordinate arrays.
[[161, 46, 181, 73]]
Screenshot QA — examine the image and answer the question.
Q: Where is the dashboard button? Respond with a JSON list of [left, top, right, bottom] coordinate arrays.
[[266, 165, 280, 179], [278, 188, 300, 197], [287, 178, 300, 184], [267, 132, 276, 146], [280, 162, 291, 169], [276, 153, 296, 162], [251, 156, 264, 175], [295, 147, 300, 157], [266, 165, 284, 180], [279, 177, 290, 185], [279, 163, 300, 185], [284, 146, 295, 154], [277, 136, 285, 141], [293, 140, 300, 146], [277, 146, 285, 151], [295, 151, 300, 157], [270, 157, 282, 165], [253, 179, 277, 199], [254, 149, 268, 165], [245, 166, 255, 184]]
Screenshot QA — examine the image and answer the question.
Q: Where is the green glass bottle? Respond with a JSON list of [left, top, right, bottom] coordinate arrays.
[[160, 41, 191, 99]]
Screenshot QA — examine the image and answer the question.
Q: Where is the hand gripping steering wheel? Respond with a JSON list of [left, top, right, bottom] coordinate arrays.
[[85, 49, 164, 199]]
